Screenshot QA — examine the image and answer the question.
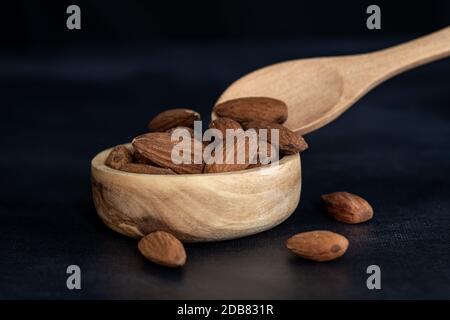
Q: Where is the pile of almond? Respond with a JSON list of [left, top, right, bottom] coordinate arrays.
[[103, 96, 374, 267], [105, 97, 308, 175]]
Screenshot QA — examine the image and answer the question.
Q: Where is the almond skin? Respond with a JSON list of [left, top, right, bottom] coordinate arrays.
[[248, 141, 277, 168], [166, 126, 195, 137], [205, 138, 275, 172], [244, 120, 308, 154], [286, 231, 349, 262], [167, 126, 206, 147], [105, 145, 133, 170], [203, 131, 256, 173], [321, 192, 373, 224], [119, 163, 176, 175], [132, 132, 204, 174], [214, 97, 288, 124], [148, 108, 200, 132], [246, 163, 262, 169], [132, 149, 157, 165], [138, 231, 186, 268], [209, 117, 242, 137]]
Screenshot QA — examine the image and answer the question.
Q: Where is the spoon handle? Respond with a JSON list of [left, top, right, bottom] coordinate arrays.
[[360, 26, 450, 82]]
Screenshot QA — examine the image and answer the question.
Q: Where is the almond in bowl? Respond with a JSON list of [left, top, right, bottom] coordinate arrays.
[[91, 98, 306, 242]]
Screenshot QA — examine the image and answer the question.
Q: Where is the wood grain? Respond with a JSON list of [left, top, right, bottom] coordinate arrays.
[[91, 144, 301, 242]]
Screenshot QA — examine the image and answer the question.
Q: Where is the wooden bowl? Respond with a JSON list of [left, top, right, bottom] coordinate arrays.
[[91, 145, 301, 242]]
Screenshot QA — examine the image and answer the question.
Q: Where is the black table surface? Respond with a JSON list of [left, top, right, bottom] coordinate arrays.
[[1, 35, 449, 299]]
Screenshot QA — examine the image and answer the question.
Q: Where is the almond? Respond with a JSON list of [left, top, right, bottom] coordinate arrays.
[[203, 131, 256, 173], [105, 145, 133, 170], [166, 126, 195, 137], [138, 231, 186, 268], [244, 120, 308, 154], [286, 231, 349, 262], [119, 163, 176, 175], [148, 108, 200, 132], [132, 132, 204, 174], [246, 163, 262, 169], [209, 117, 242, 137], [247, 141, 277, 169], [167, 126, 205, 145], [132, 149, 156, 165], [321, 192, 373, 224], [214, 97, 288, 124]]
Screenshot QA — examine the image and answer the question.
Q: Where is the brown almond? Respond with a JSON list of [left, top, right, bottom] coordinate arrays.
[[166, 126, 195, 137], [105, 145, 133, 170], [132, 132, 204, 174], [248, 141, 277, 168], [209, 117, 242, 137], [244, 120, 308, 154], [167, 126, 205, 145], [321, 192, 373, 224], [119, 163, 176, 175], [246, 163, 262, 169], [203, 131, 257, 173], [286, 230, 349, 262], [214, 97, 288, 124], [138, 231, 186, 268], [148, 108, 200, 132], [132, 149, 157, 165]]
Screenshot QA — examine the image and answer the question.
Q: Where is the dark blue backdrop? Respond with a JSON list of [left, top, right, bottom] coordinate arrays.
[[0, 1, 449, 299]]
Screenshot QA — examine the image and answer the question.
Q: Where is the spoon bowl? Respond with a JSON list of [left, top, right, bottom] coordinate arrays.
[[217, 58, 344, 134], [217, 27, 450, 134]]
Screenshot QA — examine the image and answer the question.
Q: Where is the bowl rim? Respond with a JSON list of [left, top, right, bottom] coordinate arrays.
[[91, 143, 300, 178]]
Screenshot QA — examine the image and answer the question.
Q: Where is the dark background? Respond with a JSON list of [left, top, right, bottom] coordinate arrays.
[[1, 0, 450, 50], [0, 0, 449, 299]]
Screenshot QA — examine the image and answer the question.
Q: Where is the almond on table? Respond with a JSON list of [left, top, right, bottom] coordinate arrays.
[[321, 192, 373, 224], [138, 231, 186, 268], [286, 230, 349, 262]]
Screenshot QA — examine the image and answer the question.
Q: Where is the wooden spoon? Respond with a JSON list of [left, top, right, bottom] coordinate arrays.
[[216, 27, 450, 135], [92, 28, 449, 242]]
